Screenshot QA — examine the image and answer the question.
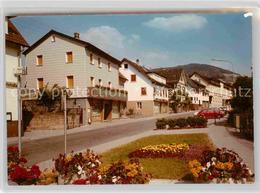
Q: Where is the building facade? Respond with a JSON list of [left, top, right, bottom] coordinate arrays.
[[119, 58, 169, 116], [23, 30, 127, 125], [5, 18, 29, 137], [190, 72, 233, 108]]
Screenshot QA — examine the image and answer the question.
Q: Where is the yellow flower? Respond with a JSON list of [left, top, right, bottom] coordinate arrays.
[[65, 154, 73, 162]]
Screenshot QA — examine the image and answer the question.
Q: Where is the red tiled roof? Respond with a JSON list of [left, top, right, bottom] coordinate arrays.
[[6, 19, 29, 47]]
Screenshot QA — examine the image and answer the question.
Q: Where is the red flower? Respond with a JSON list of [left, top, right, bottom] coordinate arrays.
[[73, 179, 87, 185], [8, 146, 19, 153], [208, 175, 214, 181], [19, 157, 28, 163]]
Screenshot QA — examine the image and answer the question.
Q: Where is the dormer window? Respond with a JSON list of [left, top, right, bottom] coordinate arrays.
[[124, 63, 128, 69]]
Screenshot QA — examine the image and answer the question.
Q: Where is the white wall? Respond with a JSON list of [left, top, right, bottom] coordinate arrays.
[[25, 34, 121, 98], [5, 43, 20, 121], [119, 61, 154, 101]]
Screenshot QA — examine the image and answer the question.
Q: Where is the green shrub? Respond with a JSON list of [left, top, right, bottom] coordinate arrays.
[[168, 119, 176, 129], [155, 118, 167, 129], [156, 116, 207, 130], [175, 118, 187, 128]]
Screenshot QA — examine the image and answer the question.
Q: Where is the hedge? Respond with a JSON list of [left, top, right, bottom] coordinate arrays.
[[155, 116, 207, 130]]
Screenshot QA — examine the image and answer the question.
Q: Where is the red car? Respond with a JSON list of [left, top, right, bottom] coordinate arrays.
[[197, 108, 225, 119]]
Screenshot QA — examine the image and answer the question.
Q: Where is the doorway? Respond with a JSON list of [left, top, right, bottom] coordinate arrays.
[[104, 101, 112, 121]]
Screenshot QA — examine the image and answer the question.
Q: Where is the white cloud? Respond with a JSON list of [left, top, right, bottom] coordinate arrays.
[[81, 26, 140, 58], [80, 25, 175, 68], [143, 14, 207, 32], [81, 26, 126, 57]]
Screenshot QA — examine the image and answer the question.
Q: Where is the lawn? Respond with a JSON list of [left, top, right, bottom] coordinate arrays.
[[100, 133, 214, 180]]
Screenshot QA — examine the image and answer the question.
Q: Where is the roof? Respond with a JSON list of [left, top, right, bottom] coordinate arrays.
[[6, 19, 29, 47], [121, 58, 168, 87], [23, 30, 121, 65], [151, 68, 184, 86], [187, 78, 206, 90], [190, 72, 221, 87], [119, 72, 128, 81]]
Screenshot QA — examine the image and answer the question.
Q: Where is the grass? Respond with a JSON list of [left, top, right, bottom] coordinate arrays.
[[100, 133, 214, 180]]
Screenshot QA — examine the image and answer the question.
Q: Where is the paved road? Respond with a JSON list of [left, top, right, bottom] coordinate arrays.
[[22, 112, 195, 165]]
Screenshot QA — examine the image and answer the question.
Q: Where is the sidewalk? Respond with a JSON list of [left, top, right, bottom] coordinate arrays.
[[8, 111, 196, 145]]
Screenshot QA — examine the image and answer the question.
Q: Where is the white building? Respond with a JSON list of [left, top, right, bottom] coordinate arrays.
[[190, 72, 233, 108], [5, 18, 29, 137], [120, 58, 169, 116], [23, 30, 127, 124]]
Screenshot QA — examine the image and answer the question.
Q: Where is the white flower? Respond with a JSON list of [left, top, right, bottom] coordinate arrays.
[[202, 167, 206, 172], [212, 162, 216, 166], [248, 169, 253, 176], [96, 160, 101, 165], [98, 175, 102, 180], [206, 162, 211, 168], [77, 165, 84, 175], [91, 163, 95, 168], [112, 176, 117, 183], [211, 157, 217, 162], [228, 178, 234, 184]]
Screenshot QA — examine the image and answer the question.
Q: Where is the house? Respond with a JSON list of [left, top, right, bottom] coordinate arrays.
[[5, 18, 29, 137], [190, 72, 233, 108], [23, 30, 127, 126], [186, 78, 209, 109], [119, 58, 169, 116], [151, 68, 210, 111]]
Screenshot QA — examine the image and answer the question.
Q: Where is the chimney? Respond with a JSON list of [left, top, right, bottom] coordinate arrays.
[[74, 32, 80, 39], [136, 59, 140, 65]]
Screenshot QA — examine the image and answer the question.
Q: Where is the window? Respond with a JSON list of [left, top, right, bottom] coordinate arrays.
[[141, 87, 147, 96], [108, 81, 112, 88], [108, 63, 111, 71], [37, 78, 44, 89], [131, 74, 136, 82], [66, 51, 73, 63], [90, 77, 95, 87], [98, 58, 102, 68], [67, 76, 74, 89], [124, 63, 128, 69], [90, 53, 94, 64], [137, 102, 142, 109], [98, 79, 102, 86], [36, 55, 43, 66], [51, 35, 55, 42]]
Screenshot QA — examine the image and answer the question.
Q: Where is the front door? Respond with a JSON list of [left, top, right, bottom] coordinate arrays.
[[104, 102, 112, 120]]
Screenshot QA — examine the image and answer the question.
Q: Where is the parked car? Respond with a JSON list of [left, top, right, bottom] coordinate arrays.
[[197, 108, 225, 119]]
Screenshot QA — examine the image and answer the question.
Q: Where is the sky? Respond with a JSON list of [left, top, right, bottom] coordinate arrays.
[[12, 13, 252, 75]]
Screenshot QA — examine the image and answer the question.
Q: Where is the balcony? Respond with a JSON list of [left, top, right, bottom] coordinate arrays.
[[87, 86, 128, 101]]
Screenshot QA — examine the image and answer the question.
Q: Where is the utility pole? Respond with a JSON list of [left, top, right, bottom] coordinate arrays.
[[63, 89, 67, 154]]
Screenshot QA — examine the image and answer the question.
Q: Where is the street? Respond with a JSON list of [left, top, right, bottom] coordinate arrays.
[[22, 112, 195, 165]]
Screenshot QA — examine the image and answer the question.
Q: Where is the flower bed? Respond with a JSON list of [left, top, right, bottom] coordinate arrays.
[[188, 148, 254, 183], [128, 143, 189, 158], [7, 146, 150, 185], [156, 116, 207, 130]]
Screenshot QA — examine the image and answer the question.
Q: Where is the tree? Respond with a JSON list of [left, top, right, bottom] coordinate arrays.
[[231, 76, 253, 113], [37, 84, 65, 112]]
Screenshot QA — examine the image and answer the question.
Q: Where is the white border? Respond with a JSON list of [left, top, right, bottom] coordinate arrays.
[[0, 0, 259, 193]]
